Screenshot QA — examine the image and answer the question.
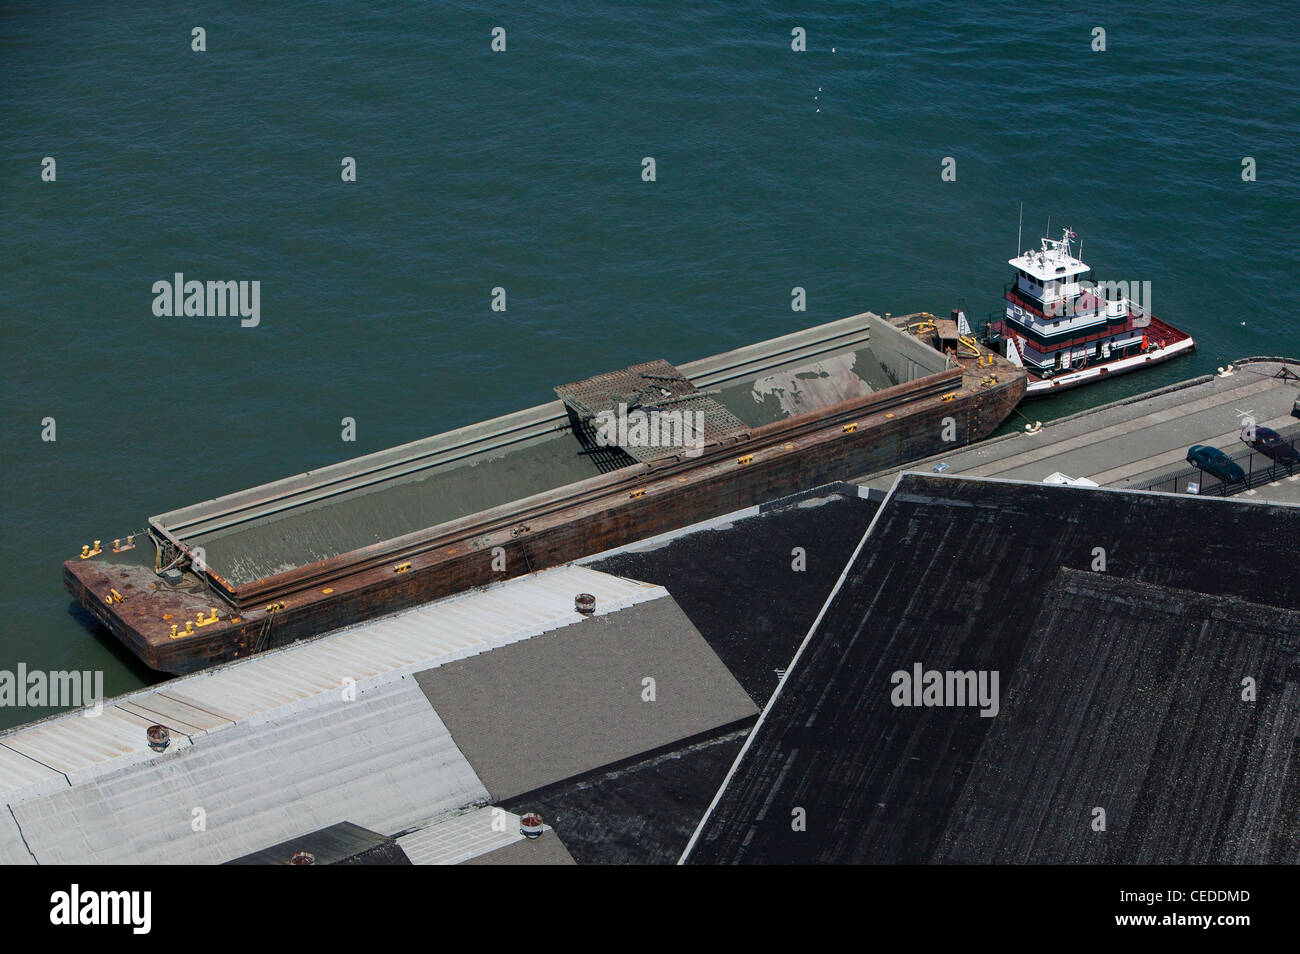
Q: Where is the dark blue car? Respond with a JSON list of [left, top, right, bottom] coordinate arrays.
[[1186, 444, 1246, 483]]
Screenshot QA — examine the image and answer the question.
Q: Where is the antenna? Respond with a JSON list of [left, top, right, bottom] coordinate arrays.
[[1017, 202, 1023, 256]]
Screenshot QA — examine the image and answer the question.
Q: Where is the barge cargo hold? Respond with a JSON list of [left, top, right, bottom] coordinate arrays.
[[65, 311, 1026, 673]]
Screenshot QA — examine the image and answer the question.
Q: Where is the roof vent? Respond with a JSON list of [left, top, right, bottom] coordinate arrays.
[[520, 813, 545, 839], [146, 725, 170, 752], [575, 593, 596, 616], [290, 851, 316, 865]]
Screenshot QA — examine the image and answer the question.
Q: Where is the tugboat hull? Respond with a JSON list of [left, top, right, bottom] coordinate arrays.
[[1022, 332, 1196, 397]]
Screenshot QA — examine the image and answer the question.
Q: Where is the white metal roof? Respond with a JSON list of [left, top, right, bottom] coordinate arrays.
[[2, 706, 193, 787], [1010, 231, 1090, 281], [8, 677, 486, 864], [0, 564, 663, 863], [1043, 472, 1100, 487], [396, 805, 548, 865], [0, 809, 34, 865], [0, 565, 663, 800], [0, 742, 66, 802]]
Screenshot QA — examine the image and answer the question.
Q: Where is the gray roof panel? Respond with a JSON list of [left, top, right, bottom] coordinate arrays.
[[415, 595, 759, 801]]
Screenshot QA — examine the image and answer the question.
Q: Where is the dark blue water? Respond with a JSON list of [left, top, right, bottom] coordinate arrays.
[[2, 1, 1297, 726]]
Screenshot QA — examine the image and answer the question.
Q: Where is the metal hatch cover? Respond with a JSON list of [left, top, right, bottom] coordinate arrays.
[[555, 359, 750, 462]]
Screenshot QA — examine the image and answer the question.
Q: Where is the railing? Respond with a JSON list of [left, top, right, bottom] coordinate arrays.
[[1132, 421, 1300, 497]]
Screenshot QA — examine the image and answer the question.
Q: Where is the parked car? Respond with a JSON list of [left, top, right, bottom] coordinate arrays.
[[1292, 392, 1299, 419], [1186, 444, 1246, 483], [1240, 425, 1300, 465]]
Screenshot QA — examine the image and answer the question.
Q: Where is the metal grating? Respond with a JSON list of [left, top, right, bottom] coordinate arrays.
[[556, 359, 694, 418], [556, 360, 750, 462]]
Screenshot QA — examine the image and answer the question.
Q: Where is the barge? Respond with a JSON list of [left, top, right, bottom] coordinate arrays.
[[983, 227, 1195, 396], [65, 311, 1026, 673]]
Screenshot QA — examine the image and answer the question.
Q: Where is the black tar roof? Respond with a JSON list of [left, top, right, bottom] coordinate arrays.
[[684, 474, 1300, 864]]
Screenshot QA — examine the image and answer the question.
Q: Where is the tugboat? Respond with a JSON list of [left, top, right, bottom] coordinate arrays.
[[983, 226, 1194, 396]]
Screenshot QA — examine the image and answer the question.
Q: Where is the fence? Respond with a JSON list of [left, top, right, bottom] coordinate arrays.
[[1133, 420, 1300, 497]]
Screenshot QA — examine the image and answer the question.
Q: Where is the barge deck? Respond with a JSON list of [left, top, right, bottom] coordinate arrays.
[[65, 311, 1025, 673]]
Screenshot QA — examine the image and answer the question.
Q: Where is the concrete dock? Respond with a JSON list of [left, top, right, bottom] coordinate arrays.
[[857, 357, 1300, 504]]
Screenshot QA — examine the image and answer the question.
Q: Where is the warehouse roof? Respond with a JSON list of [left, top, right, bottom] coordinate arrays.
[[936, 569, 1300, 863], [4, 677, 486, 865], [0, 565, 660, 864], [684, 474, 1300, 864]]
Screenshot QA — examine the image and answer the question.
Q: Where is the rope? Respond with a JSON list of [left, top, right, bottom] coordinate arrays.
[[1010, 405, 1039, 426]]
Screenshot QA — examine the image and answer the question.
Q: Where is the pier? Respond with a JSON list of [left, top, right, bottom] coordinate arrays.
[[858, 357, 1300, 503]]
